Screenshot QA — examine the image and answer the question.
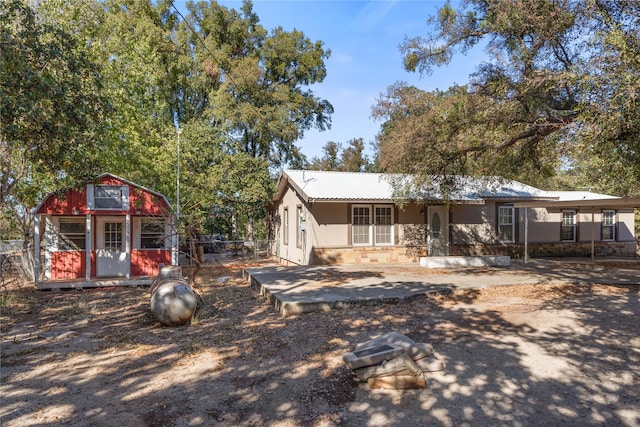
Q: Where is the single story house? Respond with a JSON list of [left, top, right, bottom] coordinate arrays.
[[272, 170, 639, 265], [34, 173, 176, 289]]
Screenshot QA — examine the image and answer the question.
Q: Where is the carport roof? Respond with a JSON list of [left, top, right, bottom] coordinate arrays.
[[514, 197, 640, 209]]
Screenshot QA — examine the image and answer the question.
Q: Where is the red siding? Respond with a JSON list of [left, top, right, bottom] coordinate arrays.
[[39, 188, 87, 216], [131, 250, 171, 276], [37, 175, 171, 216], [51, 251, 85, 279]]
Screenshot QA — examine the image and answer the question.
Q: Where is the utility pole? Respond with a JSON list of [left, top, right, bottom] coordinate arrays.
[[176, 127, 182, 220], [173, 127, 182, 266]]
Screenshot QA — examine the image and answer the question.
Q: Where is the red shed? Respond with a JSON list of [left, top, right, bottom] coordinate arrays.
[[34, 173, 176, 289]]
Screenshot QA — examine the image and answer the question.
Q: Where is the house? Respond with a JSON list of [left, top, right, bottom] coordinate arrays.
[[271, 170, 639, 265], [34, 173, 176, 289]]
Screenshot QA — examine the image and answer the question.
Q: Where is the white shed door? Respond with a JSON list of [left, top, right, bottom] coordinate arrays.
[[96, 217, 129, 277]]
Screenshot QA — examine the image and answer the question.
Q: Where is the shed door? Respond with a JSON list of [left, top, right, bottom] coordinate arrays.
[[428, 205, 447, 257], [96, 217, 129, 277]]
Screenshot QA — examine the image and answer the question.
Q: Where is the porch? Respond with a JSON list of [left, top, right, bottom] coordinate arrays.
[[36, 275, 154, 290]]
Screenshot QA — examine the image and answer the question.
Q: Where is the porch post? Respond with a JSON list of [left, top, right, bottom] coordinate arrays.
[[125, 214, 131, 279], [85, 214, 92, 281], [591, 210, 595, 263], [445, 204, 450, 256], [34, 214, 40, 285], [524, 207, 529, 263]]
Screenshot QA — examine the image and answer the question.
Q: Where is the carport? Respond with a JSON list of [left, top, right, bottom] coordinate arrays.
[[514, 197, 640, 263]]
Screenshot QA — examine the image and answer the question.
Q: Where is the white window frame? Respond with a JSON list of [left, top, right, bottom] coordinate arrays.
[[104, 221, 123, 250], [352, 205, 372, 246], [58, 218, 86, 251], [283, 208, 289, 246], [374, 204, 394, 246], [93, 185, 128, 210], [140, 219, 166, 249], [498, 206, 515, 243], [601, 210, 616, 241], [296, 205, 303, 249], [561, 210, 576, 242]]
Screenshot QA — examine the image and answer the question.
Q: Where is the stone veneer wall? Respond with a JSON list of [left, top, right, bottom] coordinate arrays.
[[451, 242, 638, 259], [309, 241, 637, 265], [311, 246, 427, 265]]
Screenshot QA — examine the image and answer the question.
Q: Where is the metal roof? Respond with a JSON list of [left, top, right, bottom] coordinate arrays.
[[276, 170, 602, 203], [515, 197, 640, 209]]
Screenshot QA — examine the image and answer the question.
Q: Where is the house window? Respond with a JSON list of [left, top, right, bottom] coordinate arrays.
[[374, 205, 393, 245], [296, 206, 303, 249], [140, 219, 165, 249], [283, 208, 289, 245], [561, 211, 576, 241], [352, 205, 371, 245], [58, 219, 86, 250], [602, 210, 615, 241], [498, 206, 514, 242], [95, 185, 124, 209], [352, 204, 394, 246]]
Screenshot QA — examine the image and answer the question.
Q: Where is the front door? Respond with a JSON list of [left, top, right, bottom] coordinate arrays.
[[427, 205, 447, 256], [96, 217, 129, 277]]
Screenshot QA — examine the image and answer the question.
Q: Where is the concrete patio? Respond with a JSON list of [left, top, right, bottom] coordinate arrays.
[[244, 258, 640, 316]]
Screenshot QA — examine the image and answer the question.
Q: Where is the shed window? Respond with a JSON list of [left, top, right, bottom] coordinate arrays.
[[498, 206, 514, 243], [140, 220, 165, 249], [59, 219, 86, 250], [602, 210, 615, 241], [95, 185, 124, 209], [561, 211, 576, 241], [104, 222, 123, 250]]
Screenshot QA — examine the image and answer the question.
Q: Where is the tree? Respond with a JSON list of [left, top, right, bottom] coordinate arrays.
[[186, 0, 334, 167], [340, 138, 370, 172], [0, 0, 108, 206], [310, 138, 372, 172], [99, 0, 334, 235], [375, 0, 640, 195], [310, 141, 342, 171]]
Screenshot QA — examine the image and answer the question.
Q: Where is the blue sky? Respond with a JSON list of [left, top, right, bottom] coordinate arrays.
[[177, 0, 485, 160]]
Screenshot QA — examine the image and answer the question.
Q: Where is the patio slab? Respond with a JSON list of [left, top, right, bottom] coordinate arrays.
[[244, 259, 640, 316]]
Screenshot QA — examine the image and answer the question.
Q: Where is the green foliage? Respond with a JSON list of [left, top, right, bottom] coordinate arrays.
[[379, 0, 640, 196], [2, 0, 333, 246], [309, 138, 372, 172], [0, 0, 109, 205]]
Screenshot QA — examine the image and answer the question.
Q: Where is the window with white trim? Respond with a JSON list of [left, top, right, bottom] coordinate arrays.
[[374, 205, 393, 245], [95, 185, 124, 209], [283, 208, 289, 245], [58, 219, 86, 250], [602, 210, 615, 241], [296, 205, 303, 248], [140, 219, 165, 249], [561, 211, 576, 241], [352, 205, 371, 245], [498, 206, 514, 242], [352, 204, 395, 246]]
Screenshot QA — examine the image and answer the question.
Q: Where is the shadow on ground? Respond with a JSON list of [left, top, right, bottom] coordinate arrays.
[[1, 264, 639, 426]]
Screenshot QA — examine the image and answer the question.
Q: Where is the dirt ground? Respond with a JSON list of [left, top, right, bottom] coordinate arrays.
[[1, 262, 639, 427]]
